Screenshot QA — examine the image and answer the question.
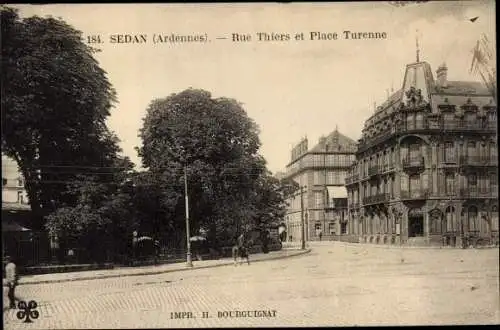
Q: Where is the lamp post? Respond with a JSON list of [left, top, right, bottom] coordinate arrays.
[[300, 186, 307, 250], [184, 165, 193, 267]]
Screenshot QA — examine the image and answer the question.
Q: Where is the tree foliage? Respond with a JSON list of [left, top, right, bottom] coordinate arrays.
[[1, 7, 119, 229], [138, 89, 270, 245]]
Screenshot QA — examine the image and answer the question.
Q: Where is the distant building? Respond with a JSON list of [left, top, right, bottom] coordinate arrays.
[[282, 128, 357, 242], [274, 171, 286, 181], [2, 154, 30, 210], [2, 154, 33, 262], [345, 60, 498, 247]]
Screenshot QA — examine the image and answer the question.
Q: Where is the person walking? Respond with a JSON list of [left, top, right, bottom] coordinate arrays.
[[5, 256, 19, 309]]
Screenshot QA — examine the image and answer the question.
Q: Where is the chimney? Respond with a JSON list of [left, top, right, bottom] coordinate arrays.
[[436, 63, 448, 88]]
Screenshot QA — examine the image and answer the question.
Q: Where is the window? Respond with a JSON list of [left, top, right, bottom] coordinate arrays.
[[409, 143, 421, 161], [491, 206, 499, 231], [314, 192, 323, 208], [400, 146, 408, 162], [2, 178, 6, 186], [409, 174, 420, 196], [415, 113, 424, 129], [340, 223, 347, 235], [314, 171, 321, 185], [430, 210, 443, 234], [480, 143, 488, 159], [443, 113, 454, 129], [444, 142, 455, 163], [468, 174, 477, 193], [491, 173, 498, 195], [465, 113, 476, 126], [468, 206, 479, 232], [490, 143, 497, 160], [329, 222, 335, 235], [445, 206, 456, 232], [327, 171, 335, 185], [406, 113, 414, 130], [17, 191, 24, 204], [467, 141, 476, 158], [479, 174, 489, 194], [445, 173, 455, 195], [313, 155, 323, 166], [400, 175, 408, 194]]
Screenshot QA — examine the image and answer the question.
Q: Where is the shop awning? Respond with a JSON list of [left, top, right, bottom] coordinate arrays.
[[2, 220, 31, 232], [326, 186, 348, 199]]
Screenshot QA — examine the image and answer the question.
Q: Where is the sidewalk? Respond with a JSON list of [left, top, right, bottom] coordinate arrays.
[[10, 248, 311, 286], [324, 240, 498, 250]]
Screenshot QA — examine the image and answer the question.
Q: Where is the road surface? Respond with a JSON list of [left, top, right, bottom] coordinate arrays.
[[4, 242, 499, 328]]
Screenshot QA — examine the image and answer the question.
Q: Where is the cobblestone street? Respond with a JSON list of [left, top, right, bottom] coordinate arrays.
[[4, 243, 499, 328]]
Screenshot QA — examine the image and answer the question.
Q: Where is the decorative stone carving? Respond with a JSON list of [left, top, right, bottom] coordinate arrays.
[[405, 87, 427, 108]]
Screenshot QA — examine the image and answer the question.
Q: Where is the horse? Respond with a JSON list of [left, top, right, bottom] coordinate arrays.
[[232, 245, 250, 266]]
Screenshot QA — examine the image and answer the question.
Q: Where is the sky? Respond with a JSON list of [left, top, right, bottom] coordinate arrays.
[[11, 1, 496, 174]]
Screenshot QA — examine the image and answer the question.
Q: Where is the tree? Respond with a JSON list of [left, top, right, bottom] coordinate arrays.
[[137, 89, 267, 246], [470, 33, 496, 102], [44, 157, 136, 262], [1, 7, 118, 229]]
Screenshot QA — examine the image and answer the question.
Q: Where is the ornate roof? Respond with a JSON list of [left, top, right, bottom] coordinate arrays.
[[310, 129, 357, 153]]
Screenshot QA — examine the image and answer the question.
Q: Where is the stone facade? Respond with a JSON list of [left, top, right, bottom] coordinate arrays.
[[345, 61, 498, 247], [283, 129, 357, 242]]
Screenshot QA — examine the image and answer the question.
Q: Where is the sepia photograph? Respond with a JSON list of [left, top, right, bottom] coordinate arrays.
[[1, 1, 498, 328]]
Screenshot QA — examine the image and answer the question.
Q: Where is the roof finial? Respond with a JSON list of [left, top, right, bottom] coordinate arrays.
[[335, 124, 338, 132], [416, 29, 420, 62]]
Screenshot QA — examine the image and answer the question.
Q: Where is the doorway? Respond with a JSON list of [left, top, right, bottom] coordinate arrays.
[[408, 215, 424, 237]]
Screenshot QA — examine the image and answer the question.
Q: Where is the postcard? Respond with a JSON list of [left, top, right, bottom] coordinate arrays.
[[2, 1, 498, 328]]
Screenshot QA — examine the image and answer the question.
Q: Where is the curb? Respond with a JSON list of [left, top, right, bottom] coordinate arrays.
[[13, 249, 312, 286], [334, 241, 499, 250]]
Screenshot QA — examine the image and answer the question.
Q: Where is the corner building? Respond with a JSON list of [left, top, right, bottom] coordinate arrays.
[[283, 129, 357, 242], [345, 61, 498, 247]]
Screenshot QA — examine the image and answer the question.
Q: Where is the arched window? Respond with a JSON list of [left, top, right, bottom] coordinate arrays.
[[445, 206, 456, 232], [430, 210, 443, 234], [409, 143, 421, 161], [468, 206, 479, 232]]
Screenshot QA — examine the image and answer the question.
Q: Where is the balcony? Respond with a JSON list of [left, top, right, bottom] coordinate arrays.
[[459, 188, 496, 199], [381, 163, 396, 173], [368, 165, 380, 177], [362, 193, 390, 206], [459, 155, 497, 167], [345, 174, 360, 185], [402, 157, 425, 172], [442, 119, 497, 133], [400, 190, 429, 200]]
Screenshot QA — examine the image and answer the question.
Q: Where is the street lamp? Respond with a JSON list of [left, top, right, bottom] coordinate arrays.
[[184, 165, 193, 267], [300, 185, 307, 250]]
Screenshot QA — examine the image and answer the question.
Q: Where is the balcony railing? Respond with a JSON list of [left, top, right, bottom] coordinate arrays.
[[357, 119, 496, 151], [368, 165, 380, 177], [400, 190, 429, 200], [459, 155, 497, 167], [362, 193, 390, 205], [459, 188, 497, 198], [381, 163, 396, 173], [402, 157, 425, 170], [345, 174, 360, 185]]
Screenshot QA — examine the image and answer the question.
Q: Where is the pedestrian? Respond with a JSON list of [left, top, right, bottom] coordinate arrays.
[[5, 256, 19, 309], [319, 230, 323, 241]]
